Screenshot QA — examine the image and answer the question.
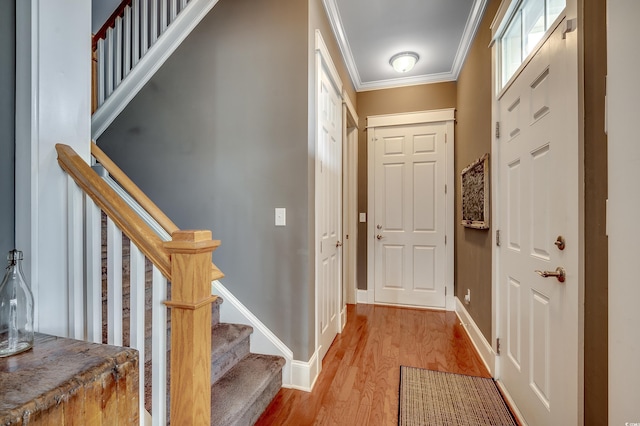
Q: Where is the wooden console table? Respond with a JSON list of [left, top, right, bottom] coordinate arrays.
[[0, 333, 139, 425]]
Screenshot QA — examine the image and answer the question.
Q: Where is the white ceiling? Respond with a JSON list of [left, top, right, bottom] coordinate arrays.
[[323, 0, 488, 91]]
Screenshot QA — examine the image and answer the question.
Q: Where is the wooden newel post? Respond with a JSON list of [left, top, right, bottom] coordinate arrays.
[[164, 230, 220, 425]]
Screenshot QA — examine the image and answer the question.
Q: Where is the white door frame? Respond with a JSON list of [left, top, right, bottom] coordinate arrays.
[[366, 109, 456, 310], [607, 0, 640, 423], [314, 29, 343, 370], [342, 90, 359, 313]]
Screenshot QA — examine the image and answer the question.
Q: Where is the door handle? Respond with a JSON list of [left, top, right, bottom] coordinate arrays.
[[376, 234, 383, 240], [336, 241, 343, 248], [535, 267, 566, 283]]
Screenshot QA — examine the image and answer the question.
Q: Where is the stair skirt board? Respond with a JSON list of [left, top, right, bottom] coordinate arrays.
[[213, 280, 320, 390]]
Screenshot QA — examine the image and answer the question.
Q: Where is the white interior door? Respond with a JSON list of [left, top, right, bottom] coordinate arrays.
[[372, 122, 448, 308], [317, 58, 342, 362], [497, 19, 580, 425]]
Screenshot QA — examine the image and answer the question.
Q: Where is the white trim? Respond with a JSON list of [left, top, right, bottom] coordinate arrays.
[[315, 29, 343, 95], [455, 297, 496, 376], [367, 108, 455, 128], [340, 305, 347, 332], [451, 0, 488, 80], [212, 280, 294, 387], [357, 289, 374, 304], [342, 89, 359, 125], [92, 0, 221, 139], [290, 350, 320, 392], [322, 0, 487, 91]]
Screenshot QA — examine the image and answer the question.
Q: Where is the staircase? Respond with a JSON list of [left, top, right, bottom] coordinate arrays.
[[210, 298, 285, 425], [58, 143, 285, 425]]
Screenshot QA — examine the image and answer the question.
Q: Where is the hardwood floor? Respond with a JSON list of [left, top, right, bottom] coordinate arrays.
[[255, 303, 490, 425]]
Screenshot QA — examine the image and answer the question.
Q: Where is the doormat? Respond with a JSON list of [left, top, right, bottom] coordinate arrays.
[[399, 366, 517, 425]]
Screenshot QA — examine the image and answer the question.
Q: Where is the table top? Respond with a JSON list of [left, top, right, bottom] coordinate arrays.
[[0, 333, 138, 421]]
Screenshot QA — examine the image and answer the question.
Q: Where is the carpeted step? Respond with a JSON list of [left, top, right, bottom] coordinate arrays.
[[211, 353, 285, 426], [211, 323, 253, 383]]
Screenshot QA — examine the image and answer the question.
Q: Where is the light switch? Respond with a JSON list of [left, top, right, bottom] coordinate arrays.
[[359, 212, 366, 223], [275, 208, 286, 226]]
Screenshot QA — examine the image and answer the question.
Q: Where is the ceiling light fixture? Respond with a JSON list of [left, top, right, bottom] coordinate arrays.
[[389, 51, 419, 73]]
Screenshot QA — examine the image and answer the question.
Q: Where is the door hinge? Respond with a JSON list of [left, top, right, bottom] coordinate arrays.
[[445, 133, 448, 143], [320, 241, 323, 253], [496, 230, 501, 247], [445, 184, 447, 194], [445, 235, 447, 245], [496, 338, 501, 355], [445, 287, 447, 297], [495, 121, 501, 139]]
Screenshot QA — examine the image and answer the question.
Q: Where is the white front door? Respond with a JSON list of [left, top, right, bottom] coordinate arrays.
[[317, 58, 342, 362], [497, 20, 580, 425], [372, 122, 448, 308]]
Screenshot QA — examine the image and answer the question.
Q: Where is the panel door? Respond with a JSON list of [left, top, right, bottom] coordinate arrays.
[[317, 63, 342, 362], [373, 123, 447, 308], [497, 20, 580, 425]]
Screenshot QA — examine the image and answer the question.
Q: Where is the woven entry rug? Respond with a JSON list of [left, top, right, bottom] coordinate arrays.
[[399, 367, 517, 426]]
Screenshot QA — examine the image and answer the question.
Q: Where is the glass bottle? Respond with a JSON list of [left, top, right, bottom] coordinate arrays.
[[0, 250, 34, 357]]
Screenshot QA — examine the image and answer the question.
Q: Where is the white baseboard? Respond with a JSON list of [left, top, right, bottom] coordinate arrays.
[[212, 280, 294, 386], [290, 349, 320, 392], [357, 288, 375, 304], [340, 304, 347, 332], [455, 296, 496, 376]]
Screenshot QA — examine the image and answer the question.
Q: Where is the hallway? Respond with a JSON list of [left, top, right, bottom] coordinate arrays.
[[256, 304, 490, 425]]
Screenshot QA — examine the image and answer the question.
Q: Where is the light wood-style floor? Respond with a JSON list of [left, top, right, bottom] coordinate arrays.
[[255, 303, 490, 425]]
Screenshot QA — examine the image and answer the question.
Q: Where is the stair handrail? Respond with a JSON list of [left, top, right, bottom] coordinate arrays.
[[93, 0, 133, 51], [90, 142, 224, 281], [57, 143, 172, 279], [56, 143, 219, 425]]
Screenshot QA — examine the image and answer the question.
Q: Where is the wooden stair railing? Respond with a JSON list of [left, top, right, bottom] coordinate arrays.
[[56, 143, 219, 425], [90, 142, 224, 281]]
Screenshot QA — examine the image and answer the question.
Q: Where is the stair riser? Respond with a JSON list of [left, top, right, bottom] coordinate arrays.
[[211, 336, 250, 384], [236, 369, 283, 426]]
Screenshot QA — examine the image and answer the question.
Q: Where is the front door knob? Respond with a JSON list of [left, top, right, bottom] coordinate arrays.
[[376, 234, 383, 240], [535, 267, 566, 283]]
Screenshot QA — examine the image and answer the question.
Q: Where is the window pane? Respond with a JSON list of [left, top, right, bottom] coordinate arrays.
[[502, 12, 522, 87], [523, 0, 545, 57], [547, 0, 566, 26]]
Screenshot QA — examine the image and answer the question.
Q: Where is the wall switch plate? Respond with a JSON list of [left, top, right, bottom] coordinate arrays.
[[275, 208, 286, 226], [359, 212, 366, 223]]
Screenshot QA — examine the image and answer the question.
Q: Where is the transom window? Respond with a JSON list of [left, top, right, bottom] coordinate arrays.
[[500, 0, 566, 88]]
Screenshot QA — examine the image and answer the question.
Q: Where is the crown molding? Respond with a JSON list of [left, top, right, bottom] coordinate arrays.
[[322, 0, 488, 91]]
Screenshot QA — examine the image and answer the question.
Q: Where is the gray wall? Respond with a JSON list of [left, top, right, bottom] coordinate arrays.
[[98, 0, 314, 359], [0, 0, 15, 256], [92, 0, 121, 33]]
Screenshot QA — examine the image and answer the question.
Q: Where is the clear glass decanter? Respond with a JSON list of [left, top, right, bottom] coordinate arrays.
[[0, 249, 34, 357]]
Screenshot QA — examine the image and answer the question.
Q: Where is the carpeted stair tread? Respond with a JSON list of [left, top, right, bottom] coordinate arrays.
[[211, 323, 253, 383], [212, 323, 253, 357], [211, 353, 286, 426]]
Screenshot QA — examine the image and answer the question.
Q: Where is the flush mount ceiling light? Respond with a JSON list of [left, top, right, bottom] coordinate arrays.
[[389, 51, 419, 73]]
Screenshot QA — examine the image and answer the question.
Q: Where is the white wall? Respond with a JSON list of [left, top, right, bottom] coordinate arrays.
[[607, 0, 640, 423], [15, 1, 92, 337]]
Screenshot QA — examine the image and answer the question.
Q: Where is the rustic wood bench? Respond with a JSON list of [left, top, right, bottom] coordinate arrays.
[[0, 333, 138, 425]]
